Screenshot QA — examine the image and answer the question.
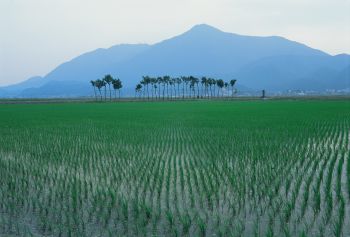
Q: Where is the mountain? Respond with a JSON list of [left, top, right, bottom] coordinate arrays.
[[235, 54, 350, 90], [0, 76, 47, 97], [1, 24, 349, 97]]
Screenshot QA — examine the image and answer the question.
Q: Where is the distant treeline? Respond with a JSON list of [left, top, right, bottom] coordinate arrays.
[[135, 76, 237, 99], [90, 75, 237, 100], [90, 75, 122, 101]]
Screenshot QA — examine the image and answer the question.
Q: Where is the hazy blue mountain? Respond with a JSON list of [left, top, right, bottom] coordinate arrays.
[[20, 80, 91, 97], [0, 76, 47, 97], [0, 88, 7, 97], [126, 24, 327, 74], [43, 44, 150, 82], [1, 24, 349, 97], [235, 54, 350, 90]]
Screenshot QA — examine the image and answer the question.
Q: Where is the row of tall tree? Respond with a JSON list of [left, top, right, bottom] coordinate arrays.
[[90, 75, 123, 101], [90, 75, 237, 100], [135, 76, 237, 99]]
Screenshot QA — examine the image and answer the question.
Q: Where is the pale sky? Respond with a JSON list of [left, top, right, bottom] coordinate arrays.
[[0, 0, 349, 86]]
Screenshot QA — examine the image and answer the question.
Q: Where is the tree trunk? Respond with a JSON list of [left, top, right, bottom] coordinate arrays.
[[158, 84, 161, 100], [147, 84, 149, 100], [98, 89, 102, 101], [151, 85, 154, 100], [197, 84, 199, 98], [201, 84, 203, 98], [93, 87, 97, 101], [166, 84, 169, 99], [170, 85, 172, 99], [182, 83, 185, 99], [177, 84, 179, 99]]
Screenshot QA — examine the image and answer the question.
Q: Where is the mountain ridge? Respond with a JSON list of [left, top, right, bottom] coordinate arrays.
[[1, 24, 349, 97]]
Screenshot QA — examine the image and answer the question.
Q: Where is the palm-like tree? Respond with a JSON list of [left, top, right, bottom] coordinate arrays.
[[201, 77, 207, 98], [169, 78, 175, 99], [230, 79, 237, 97], [161, 76, 169, 100], [103, 74, 113, 101], [90, 80, 97, 100], [142, 76, 151, 100], [189, 80, 194, 98], [212, 78, 218, 97], [216, 79, 224, 97], [207, 78, 215, 98], [187, 76, 193, 98], [95, 79, 105, 101], [140, 79, 146, 99], [181, 76, 187, 99], [150, 77, 157, 99], [224, 82, 228, 97], [188, 77, 193, 97], [135, 84, 142, 98], [157, 77, 162, 100], [175, 78, 181, 99], [154, 84, 158, 99], [163, 76, 170, 99], [112, 78, 123, 99], [101, 80, 107, 100], [193, 77, 199, 98]]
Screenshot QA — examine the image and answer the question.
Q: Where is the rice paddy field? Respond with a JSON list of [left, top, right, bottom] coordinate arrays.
[[0, 100, 349, 237]]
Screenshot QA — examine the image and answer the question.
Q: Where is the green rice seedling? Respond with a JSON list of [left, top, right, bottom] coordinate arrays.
[[180, 212, 192, 235], [132, 198, 140, 219], [312, 157, 327, 216], [0, 100, 349, 236], [299, 230, 307, 237], [142, 202, 152, 221], [265, 223, 274, 237], [347, 152, 350, 200], [332, 196, 345, 237], [285, 177, 292, 197], [317, 225, 325, 237], [283, 202, 293, 223], [196, 216, 206, 237], [282, 224, 291, 237], [166, 210, 175, 228], [300, 186, 309, 219], [336, 156, 344, 201], [171, 228, 179, 237], [253, 217, 260, 237], [312, 186, 321, 215], [149, 210, 160, 235], [120, 198, 129, 221]]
